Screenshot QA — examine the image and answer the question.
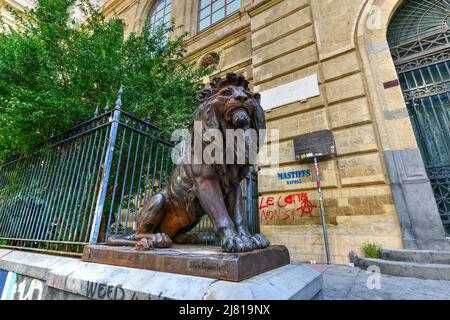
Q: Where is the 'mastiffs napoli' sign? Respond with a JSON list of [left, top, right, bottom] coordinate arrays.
[[293, 130, 336, 161], [277, 169, 311, 185]]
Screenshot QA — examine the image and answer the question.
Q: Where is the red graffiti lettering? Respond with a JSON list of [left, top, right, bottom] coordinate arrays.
[[297, 193, 316, 218], [260, 209, 280, 221], [260, 193, 316, 221]]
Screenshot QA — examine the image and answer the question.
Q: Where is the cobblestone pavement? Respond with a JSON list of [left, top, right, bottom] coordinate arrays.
[[309, 264, 450, 300]]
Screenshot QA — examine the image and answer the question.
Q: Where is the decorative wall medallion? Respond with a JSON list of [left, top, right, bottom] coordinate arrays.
[[199, 52, 221, 69]]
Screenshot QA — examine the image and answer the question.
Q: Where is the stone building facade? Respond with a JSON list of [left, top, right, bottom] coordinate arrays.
[[100, 0, 449, 264], [0, 0, 106, 29], [0, 0, 29, 29], [3, 0, 449, 264]]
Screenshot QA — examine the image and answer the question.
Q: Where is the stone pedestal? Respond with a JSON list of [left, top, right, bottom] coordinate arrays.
[[1, 248, 323, 300], [82, 245, 290, 282]]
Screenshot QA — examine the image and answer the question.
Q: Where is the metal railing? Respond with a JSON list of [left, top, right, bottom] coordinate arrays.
[[188, 169, 258, 246], [0, 91, 259, 255]]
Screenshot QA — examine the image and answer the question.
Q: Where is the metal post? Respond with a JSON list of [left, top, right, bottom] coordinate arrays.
[[89, 87, 122, 244], [314, 156, 331, 265]]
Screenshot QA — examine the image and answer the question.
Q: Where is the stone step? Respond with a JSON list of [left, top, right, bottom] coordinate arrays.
[[380, 248, 450, 264], [349, 251, 450, 281]]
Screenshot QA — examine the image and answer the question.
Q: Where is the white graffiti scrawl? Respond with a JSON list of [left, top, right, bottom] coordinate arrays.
[[0, 269, 44, 300]]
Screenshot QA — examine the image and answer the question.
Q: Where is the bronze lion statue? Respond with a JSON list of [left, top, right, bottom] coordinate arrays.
[[107, 73, 270, 253]]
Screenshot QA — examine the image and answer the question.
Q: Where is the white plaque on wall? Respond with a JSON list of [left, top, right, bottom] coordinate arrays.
[[259, 74, 320, 111]]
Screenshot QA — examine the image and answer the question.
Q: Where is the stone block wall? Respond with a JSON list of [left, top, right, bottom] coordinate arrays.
[[99, 0, 409, 264], [100, 0, 450, 261], [247, 0, 403, 264]]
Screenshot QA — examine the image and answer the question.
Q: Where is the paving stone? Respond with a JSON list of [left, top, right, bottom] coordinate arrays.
[[322, 265, 450, 300]]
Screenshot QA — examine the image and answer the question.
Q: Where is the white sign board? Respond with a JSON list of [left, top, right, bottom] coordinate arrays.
[[259, 74, 320, 111]]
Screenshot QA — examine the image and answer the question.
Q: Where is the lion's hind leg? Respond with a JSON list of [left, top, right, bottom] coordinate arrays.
[[106, 192, 172, 250], [134, 192, 173, 250], [106, 234, 138, 247], [173, 233, 204, 245]]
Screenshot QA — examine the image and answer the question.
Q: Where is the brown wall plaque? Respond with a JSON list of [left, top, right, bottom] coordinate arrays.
[[293, 130, 337, 161]]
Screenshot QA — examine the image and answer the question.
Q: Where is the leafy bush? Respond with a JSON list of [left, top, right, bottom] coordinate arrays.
[[0, 0, 212, 161], [362, 243, 382, 258]]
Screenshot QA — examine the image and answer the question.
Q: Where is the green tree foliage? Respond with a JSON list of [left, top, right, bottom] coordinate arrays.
[[0, 0, 211, 161]]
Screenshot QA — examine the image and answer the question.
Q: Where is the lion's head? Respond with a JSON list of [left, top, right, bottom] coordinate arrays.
[[189, 73, 265, 192], [194, 73, 266, 155]]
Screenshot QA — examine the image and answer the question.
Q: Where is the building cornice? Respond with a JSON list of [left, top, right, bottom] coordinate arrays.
[[244, 0, 283, 17], [1, 0, 28, 12], [100, 0, 140, 17]]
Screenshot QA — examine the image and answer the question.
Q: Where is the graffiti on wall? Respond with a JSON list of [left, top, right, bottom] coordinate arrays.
[[0, 269, 44, 300], [259, 193, 317, 222]]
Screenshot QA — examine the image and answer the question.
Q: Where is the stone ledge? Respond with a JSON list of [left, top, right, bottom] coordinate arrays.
[[350, 251, 450, 281], [381, 248, 450, 264], [0, 249, 12, 259], [0, 249, 322, 300]]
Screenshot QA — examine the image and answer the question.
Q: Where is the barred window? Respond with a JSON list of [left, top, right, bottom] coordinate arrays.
[[148, 0, 172, 34], [198, 0, 241, 32]]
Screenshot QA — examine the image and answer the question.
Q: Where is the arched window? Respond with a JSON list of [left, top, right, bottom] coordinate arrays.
[[198, 0, 241, 32], [148, 0, 172, 35]]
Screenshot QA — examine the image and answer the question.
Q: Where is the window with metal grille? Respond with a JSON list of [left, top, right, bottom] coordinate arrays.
[[148, 0, 172, 35], [198, 0, 241, 32]]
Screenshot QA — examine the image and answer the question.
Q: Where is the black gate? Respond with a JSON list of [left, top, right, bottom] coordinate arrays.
[[388, 0, 450, 234]]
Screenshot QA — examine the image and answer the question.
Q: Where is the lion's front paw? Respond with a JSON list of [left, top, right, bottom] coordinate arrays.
[[250, 233, 270, 249], [222, 235, 254, 253], [135, 238, 154, 251], [153, 233, 173, 248]]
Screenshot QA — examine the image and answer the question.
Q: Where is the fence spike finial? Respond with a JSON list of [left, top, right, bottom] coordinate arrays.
[[104, 101, 110, 113], [94, 104, 99, 116], [116, 85, 123, 109], [146, 112, 151, 123]]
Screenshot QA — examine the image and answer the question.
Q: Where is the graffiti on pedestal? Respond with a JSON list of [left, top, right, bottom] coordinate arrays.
[[0, 269, 44, 300], [259, 193, 317, 222]]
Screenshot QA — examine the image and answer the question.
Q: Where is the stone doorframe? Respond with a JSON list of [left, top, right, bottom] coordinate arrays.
[[355, 0, 449, 250]]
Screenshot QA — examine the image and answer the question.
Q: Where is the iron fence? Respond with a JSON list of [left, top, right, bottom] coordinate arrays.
[[189, 169, 258, 246], [0, 90, 259, 255]]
